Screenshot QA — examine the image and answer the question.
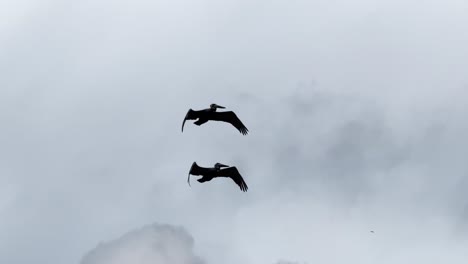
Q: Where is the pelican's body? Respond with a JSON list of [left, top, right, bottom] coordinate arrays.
[[181, 104, 249, 135], [187, 162, 248, 192]]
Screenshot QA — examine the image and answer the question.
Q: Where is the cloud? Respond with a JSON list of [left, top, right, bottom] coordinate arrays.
[[218, 88, 468, 264], [275, 260, 302, 264], [1, 0, 468, 264], [80, 223, 204, 264]]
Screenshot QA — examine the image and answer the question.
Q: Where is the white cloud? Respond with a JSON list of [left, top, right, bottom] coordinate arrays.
[[80, 223, 204, 264]]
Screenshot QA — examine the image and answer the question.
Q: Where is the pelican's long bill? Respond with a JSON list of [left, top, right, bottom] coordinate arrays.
[[213, 104, 226, 109]]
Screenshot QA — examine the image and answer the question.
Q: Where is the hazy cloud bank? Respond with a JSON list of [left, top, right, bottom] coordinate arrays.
[[1, 0, 468, 264], [81, 223, 204, 264]]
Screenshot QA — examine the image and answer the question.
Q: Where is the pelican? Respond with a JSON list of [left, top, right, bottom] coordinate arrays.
[[187, 162, 248, 192], [181, 104, 249, 135]]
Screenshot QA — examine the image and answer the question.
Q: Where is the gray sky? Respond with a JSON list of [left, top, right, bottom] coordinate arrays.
[[1, 0, 468, 263]]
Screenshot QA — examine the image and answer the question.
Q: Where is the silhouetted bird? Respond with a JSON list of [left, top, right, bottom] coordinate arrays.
[[181, 104, 249, 135], [187, 162, 248, 192]]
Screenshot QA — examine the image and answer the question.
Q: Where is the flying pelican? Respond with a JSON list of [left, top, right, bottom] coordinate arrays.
[[187, 162, 248, 192], [181, 104, 249, 135]]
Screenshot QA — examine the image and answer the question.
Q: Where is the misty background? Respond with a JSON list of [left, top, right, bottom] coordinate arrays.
[[1, 0, 468, 263]]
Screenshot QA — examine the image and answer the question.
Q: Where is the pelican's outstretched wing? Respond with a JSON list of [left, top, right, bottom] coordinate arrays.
[[219, 166, 248, 192], [187, 162, 213, 187], [181, 109, 198, 132], [187, 162, 197, 187], [211, 111, 249, 135]]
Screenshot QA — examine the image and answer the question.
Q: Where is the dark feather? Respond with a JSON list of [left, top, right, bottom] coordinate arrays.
[[218, 166, 249, 192], [197, 176, 213, 183], [181, 109, 198, 132], [210, 111, 249, 135], [187, 162, 195, 187], [187, 162, 216, 187]]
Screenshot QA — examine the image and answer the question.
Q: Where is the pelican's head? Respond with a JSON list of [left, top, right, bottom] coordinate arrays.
[[210, 104, 226, 111], [214, 162, 229, 170]]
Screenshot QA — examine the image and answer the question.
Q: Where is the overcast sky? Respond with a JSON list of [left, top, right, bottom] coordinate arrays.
[[1, 0, 468, 263]]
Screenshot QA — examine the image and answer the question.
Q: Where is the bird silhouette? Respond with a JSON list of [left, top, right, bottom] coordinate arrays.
[[187, 162, 248, 192], [181, 104, 249, 135]]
